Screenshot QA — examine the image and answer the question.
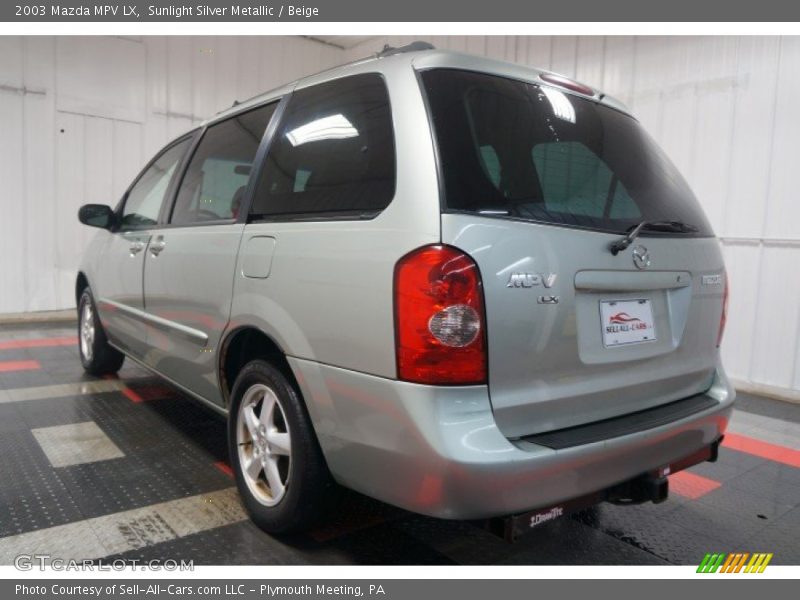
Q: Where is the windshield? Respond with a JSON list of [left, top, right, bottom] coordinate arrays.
[[420, 68, 713, 236]]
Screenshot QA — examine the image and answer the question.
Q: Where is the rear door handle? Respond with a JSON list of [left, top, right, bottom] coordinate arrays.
[[129, 241, 145, 256], [149, 237, 166, 256]]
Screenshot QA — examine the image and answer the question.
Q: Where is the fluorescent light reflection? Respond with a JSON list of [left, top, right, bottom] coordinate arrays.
[[286, 114, 358, 146], [542, 87, 576, 124]]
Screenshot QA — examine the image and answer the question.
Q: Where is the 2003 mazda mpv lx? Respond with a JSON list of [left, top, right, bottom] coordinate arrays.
[[76, 42, 734, 538]]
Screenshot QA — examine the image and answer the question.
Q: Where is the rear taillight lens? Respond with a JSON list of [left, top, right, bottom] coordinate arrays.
[[394, 245, 487, 385], [716, 275, 729, 348]]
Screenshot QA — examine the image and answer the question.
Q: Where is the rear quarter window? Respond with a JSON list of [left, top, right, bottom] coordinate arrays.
[[250, 73, 396, 220]]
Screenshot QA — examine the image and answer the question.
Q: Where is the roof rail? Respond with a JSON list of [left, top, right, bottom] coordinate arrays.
[[376, 41, 435, 58]]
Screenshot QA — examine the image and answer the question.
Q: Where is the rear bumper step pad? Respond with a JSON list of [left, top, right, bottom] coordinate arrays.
[[521, 393, 718, 450]]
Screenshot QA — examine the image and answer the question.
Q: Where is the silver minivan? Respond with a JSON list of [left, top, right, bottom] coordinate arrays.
[[76, 43, 734, 538]]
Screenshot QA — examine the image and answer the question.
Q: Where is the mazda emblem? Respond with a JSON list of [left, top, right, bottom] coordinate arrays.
[[632, 245, 651, 270]]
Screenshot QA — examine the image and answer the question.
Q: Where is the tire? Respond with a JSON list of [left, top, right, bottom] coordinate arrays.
[[77, 287, 125, 376], [228, 359, 337, 534]]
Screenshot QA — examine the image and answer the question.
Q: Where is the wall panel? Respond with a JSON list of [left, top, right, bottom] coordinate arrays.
[[0, 35, 343, 316], [22, 36, 57, 313], [56, 37, 146, 123], [0, 36, 24, 86], [53, 111, 85, 307], [725, 37, 779, 240], [0, 90, 26, 313], [749, 245, 800, 389], [765, 37, 800, 240]]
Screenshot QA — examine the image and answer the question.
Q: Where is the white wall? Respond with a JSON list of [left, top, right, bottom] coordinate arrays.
[[0, 35, 343, 315], [344, 36, 800, 399], [1, 35, 799, 399]]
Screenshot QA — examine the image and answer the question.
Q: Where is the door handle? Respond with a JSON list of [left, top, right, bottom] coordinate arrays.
[[149, 237, 166, 256], [129, 241, 145, 256]]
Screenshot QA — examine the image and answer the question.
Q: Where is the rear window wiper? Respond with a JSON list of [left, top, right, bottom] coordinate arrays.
[[609, 220, 699, 255]]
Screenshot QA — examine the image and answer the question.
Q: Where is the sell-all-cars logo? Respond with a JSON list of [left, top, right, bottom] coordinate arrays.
[[696, 552, 773, 573], [607, 312, 647, 332], [609, 312, 642, 325]]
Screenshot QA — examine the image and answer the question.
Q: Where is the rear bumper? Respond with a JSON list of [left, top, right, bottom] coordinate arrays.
[[290, 357, 735, 520]]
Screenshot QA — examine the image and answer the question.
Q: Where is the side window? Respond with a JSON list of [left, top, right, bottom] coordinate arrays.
[[170, 102, 278, 226], [531, 141, 641, 220], [121, 138, 191, 229], [250, 73, 396, 219]]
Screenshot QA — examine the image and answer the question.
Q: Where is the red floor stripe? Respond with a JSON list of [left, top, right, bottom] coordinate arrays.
[[131, 384, 176, 402], [121, 386, 144, 404], [0, 336, 76, 350], [723, 433, 800, 469], [0, 359, 41, 373], [670, 471, 722, 499], [214, 461, 234, 478]]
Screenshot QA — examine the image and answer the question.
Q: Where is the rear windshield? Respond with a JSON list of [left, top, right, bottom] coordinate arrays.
[[420, 69, 713, 236]]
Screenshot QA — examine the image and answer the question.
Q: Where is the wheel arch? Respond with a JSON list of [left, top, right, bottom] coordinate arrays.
[[75, 271, 90, 306], [218, 326, 299, 409]]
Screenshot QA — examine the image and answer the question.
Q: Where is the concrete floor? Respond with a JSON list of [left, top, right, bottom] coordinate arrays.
[[0, 323, 798, 565]]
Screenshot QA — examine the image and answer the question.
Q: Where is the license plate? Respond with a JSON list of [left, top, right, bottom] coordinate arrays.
[[600, 299, 656, 347]]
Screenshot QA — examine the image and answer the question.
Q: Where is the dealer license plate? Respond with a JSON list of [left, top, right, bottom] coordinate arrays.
[[600, 299, 656, 347]]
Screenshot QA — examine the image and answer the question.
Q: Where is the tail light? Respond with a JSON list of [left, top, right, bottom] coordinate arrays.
[[716, 275, 729, 348], [394, 245, 487, 385]]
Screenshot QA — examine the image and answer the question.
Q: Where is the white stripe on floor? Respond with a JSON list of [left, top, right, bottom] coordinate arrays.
[[0, 378, 143, 404], [0, 487, 246, 563], [32, 421, 125, 467], [729, 410, 800, 451]]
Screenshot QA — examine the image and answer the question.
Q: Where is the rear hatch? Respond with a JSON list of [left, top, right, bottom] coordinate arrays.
[[421, 68, 727, 439]]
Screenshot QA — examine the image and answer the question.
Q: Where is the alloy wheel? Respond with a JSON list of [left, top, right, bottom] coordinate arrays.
[[236, 383, 292, 506]]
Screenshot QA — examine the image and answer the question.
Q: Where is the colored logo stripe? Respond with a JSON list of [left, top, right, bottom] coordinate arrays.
[[745, 553, 773, 573], [697, 552, 773, 573], [697, 553, 726, 573]]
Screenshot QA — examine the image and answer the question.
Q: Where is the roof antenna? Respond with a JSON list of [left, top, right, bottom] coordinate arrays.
[[376, 41, 435, 58]]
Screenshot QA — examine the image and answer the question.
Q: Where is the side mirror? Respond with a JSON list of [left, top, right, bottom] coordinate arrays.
[[78, 204, 116, 230]]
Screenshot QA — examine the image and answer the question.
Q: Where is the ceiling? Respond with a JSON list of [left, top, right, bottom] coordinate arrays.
[[305, 36, 378, 50]]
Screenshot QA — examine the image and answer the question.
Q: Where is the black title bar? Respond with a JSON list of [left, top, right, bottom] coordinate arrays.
[[4, 0, 800, 22]]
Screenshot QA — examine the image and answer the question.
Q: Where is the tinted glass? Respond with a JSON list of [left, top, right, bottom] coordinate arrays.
[[171, 102, 277, 225], [421, 69, 713, 236], [121, 138, 190, 229], [250, 74, 395, 219]]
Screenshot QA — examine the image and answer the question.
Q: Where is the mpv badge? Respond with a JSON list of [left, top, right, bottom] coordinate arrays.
[[506, 272, 557, 288], [632, 245, 651, 270]]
